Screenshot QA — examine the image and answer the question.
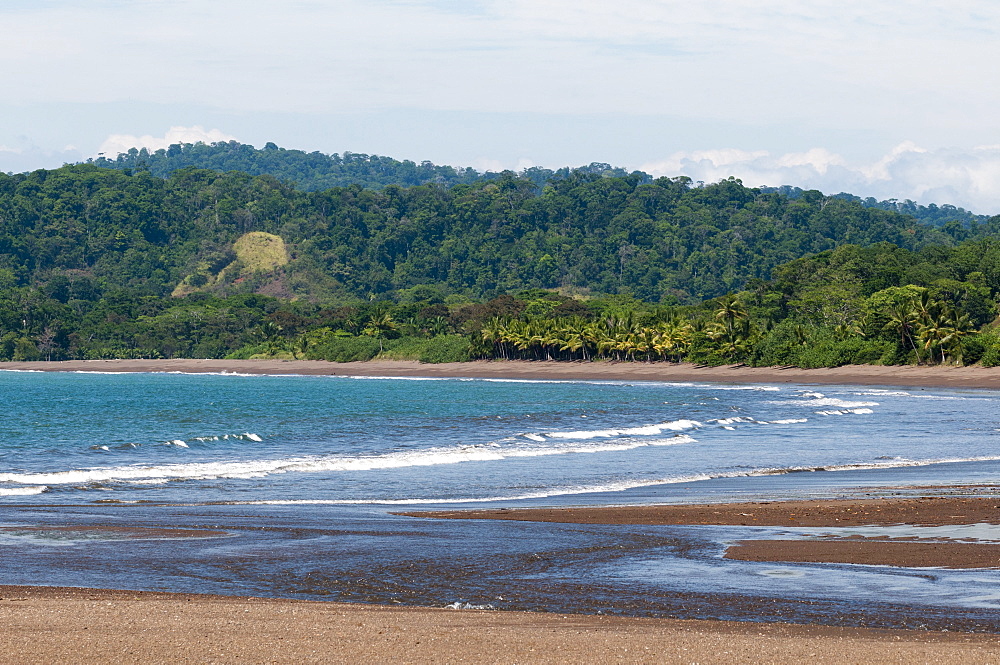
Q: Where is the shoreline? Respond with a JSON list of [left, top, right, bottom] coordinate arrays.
[[405, 496, 1000, 570], [5, 358, 1000, 389], [1, 586, 998, 664], [405, 496, 1000, 528]]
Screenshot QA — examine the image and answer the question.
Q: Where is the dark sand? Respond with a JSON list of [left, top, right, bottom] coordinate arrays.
[[405, 496, 1000, 528], [726, 539, 1000, 568], [6, 358, 1000, 389], [406, 496, 1000, 569], [1, 586, 998, 664]]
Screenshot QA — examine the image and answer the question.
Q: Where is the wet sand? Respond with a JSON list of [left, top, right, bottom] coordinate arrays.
[[406, 496, 1000, 528], [1, 586, 998, 664], [6, 358, 1000, 389], [726, 539, 1000, 568], [406, 496, 1000, 569]]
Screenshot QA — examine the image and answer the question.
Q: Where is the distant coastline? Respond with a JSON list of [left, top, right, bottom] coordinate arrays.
[[4, 358, 1000, 389]]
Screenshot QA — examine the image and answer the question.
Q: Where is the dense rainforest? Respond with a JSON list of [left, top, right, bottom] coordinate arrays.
[[91, 141, 984, 227], [89, 141, 636, 192], [2, 154, 1000, 366]]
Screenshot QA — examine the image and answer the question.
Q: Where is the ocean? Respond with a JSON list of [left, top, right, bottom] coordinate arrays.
[[2, 370, 1000, 629]]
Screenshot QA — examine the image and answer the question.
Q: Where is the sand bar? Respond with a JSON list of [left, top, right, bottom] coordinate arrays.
[[0, 586, 997, 664], [5, 358, 1000, 389], [405, 496, 1000, 528], [726, 539, 1000, 568], [405, 496, 1000, 569]]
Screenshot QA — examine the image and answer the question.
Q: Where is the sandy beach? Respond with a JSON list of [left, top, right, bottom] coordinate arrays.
[[6, 357, 1000, 389], [5, 359, 1000, 661], [1, 586, 998, 664]]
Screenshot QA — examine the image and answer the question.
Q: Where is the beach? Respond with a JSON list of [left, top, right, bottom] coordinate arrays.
[[2, 586, 999, 664], [407, 495, 1000, 569], [3, 359, 1000, 662], [6, 357, 1000, 389]]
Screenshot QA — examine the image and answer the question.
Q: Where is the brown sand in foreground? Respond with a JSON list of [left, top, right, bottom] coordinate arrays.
[[727, 539, 1000, 568], [0, 586, 997, 665], [404, 496, 1000, 528], [6, 358, 1000, 389]]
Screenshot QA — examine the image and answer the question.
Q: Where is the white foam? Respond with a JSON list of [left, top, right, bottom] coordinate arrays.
[[0, 486, 48, 496], [341, 376, 784, 391], [766, 418, 808, 425], [696, 383, 781, 393], [0, 435, 696, 487], [225, 476, 705, 505], [544, 419, 701, 439], [777, 397, 879, 409], [444, 602, 495, 610], [710, 417, 755, 425], [202, 453, 1000, 505], [166, 439, 189, 448], [191, 433, 264, 443], [816, 408, 874, 416]]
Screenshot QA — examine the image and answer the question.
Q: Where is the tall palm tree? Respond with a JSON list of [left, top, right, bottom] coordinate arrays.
[[917, 312, 952, 364], [885, 302, 921, 362], [362, 313, 398, 352]]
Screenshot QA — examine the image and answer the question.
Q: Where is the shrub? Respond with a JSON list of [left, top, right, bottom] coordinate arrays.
[[418, 335, 471, 363], [795, 337, 892, 368], [307, 335, 380, 362], [225, 343, 271, 360], [975, 332, 1000, 367]]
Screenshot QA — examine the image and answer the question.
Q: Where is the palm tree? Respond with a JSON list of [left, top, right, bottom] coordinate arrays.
[[917, 312, 951, 364], [655, 320, 694, 362], [940, 306, 974, 364], [885, 302, 921, 362], [714, 295, 748, 330], [362, 313, 398, 352]]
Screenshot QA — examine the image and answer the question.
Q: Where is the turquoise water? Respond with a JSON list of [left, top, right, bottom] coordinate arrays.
[[2, 370, 1000, 630], [3, 371, 999, 504]]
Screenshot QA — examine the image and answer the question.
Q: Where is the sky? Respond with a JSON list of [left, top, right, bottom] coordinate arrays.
[[2, 1, 1000, 212]]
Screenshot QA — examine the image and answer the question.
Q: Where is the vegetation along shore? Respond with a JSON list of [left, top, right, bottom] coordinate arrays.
[[3, 144, 1000, 370]]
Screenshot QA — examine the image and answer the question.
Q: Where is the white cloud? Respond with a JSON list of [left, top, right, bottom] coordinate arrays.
[[639, 143, 1000, 214], [3, 0, 1000, 195], [96, 126, 238, 158], [3, 0, 1000, 132]]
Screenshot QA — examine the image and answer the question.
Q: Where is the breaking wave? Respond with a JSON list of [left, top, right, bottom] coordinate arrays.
[[0, 435, 696, 487], [541, 419, 701, 439], [212, 454, 1000, 505], [0, 486, 48, 496]]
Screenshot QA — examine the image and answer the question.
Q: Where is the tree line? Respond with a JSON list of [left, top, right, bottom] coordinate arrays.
[[2, 160, 1000, 366]]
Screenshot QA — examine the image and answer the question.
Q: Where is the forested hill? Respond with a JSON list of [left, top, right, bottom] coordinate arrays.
[[2, 164, 991, 305], [88, 141, 983, 227], [765, 186, 989, 228], [88, 141, 636, 191]]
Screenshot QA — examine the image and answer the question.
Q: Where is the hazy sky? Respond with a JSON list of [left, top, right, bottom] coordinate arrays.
[[3, 1, 1000, 211]]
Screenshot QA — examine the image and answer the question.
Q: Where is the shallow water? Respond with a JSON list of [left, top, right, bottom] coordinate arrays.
[[2, 371, 1000, 630]]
